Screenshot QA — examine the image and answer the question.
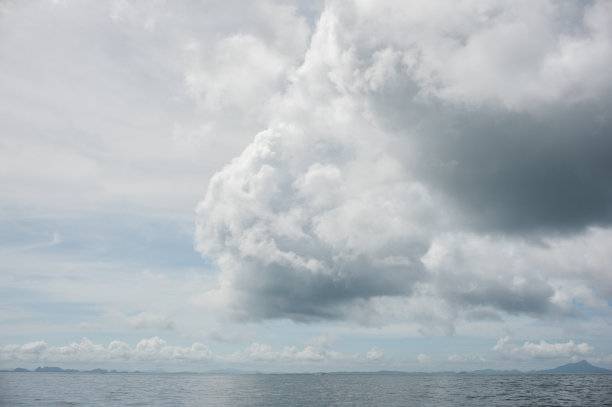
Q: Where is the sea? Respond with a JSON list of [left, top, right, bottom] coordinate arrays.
[[1, 372, 611, 406]]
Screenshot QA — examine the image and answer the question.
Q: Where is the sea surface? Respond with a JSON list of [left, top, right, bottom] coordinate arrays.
[[1, 372, 611, 406]]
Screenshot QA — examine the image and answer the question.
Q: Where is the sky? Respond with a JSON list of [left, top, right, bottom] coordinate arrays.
[[1, 0, 611, 373]]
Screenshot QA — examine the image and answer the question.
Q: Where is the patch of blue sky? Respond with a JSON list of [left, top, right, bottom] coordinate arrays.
[[0, 214, 205, 269]]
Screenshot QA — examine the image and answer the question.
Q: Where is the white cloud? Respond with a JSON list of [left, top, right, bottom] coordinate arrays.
[[133, 337, 213, 361], [493, 337, 593, 359], [341, 0, 612, 109], [0, 337, 369, 367], [0, 337, 213, 364], [448, 354, 485, 363], [417, 353, 430, 363], [238, 343, 328, 363], [366, 347, 384, 361], [184, 34, 287, 113]]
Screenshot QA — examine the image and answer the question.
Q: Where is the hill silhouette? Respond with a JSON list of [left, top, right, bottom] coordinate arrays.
[[535, 360, 612, 374]]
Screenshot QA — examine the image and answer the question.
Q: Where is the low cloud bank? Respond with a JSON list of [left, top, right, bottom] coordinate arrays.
[[0, 337, 362, 367], [493, 337, 593, 360]]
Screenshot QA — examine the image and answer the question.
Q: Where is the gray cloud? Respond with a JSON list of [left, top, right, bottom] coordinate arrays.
[[195, 0, 612, 327], [349, 0, 612, 233], [390, 101, 612, 233], [195, 125, 432, 322]]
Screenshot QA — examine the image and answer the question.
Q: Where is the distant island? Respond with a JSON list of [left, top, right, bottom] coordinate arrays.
[[534, 360, 612, 374], [2, 360, 610, 375], [328, 360, 612, 375]]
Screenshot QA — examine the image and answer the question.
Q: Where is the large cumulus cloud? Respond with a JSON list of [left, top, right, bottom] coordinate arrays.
[[195, 122, 434, 322], [195, 0, 612, 328]]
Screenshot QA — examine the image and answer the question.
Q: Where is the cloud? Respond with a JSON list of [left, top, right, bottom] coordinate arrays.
[[343, 0, 612, 233], [0, 337, 367, 367], [225, 337, 356, 365], [204, 328, 255, 345], [416, 353, 430, 363], [422, 229, 612, 316], [194, 0, 612, 329], [0, 0, 312, 215], [448, 354, 486, 363], [0, 337, 213, 364], [95, 308, 176, 333], [237, 343, 329, 363], [184, 34, 290, 113], [117, 311, 175, 331], [304, 334, 340, 349], [194, 124, 433, 322], [133, 337, 213, 361], [366, 347, 384, 361], [493, 336, 593, 359]]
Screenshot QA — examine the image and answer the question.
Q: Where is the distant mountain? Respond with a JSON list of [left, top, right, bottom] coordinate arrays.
[[35, 366, 79, 373], [462, 360, 611, 375], [535, 360, 612, 374], [326, 361, 611, 375], [2, 360, 611, 375]]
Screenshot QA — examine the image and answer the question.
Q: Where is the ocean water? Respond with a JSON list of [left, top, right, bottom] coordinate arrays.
[[1, 372, 611, 406]]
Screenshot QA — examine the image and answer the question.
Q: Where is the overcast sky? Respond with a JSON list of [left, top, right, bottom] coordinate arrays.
[[1, 0, 612, 373]]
